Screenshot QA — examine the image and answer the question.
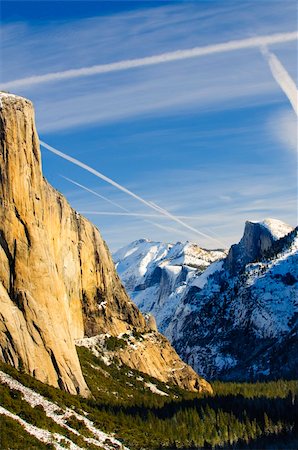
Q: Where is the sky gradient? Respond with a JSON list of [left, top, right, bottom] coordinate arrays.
[[1, 0, 297, 251]]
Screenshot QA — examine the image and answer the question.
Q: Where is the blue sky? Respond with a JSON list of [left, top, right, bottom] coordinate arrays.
[[1, 0, 297, 251]]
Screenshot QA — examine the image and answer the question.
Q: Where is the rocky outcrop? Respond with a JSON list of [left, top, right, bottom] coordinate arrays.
[[225, 219, 293, 275], [113, 332, 213, 393], [0, 93, 211, 395], [76, 332, 213, 393], [144, 313, 158, 332]]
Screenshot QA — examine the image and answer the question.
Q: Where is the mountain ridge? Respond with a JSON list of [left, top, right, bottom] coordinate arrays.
[[115, 219, 298, 381]]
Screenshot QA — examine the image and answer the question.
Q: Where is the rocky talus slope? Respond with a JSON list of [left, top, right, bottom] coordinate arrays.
[[76, 331, 212, 393], [0, 92, 211, 395]]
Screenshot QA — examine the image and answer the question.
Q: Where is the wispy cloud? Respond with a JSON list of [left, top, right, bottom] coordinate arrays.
[[62, 175, 190, 237], [2, 2, 296, 251], [267, 109, 297, 152], [77, 211, 202, 219], [261, 46, 298, 115], [61, 159, 297, 250], [61, 175, 128, 211], [41, 140, 225, 246], [2, 3, 296, 133], [2, 32, 297, 90]]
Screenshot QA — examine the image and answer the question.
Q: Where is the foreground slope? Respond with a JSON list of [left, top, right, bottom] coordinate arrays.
[[1, 356, 297, 450], [0, 92, 210, 395]]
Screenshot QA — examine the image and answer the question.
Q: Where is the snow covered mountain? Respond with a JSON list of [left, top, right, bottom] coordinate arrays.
[[114, 219, 298, 381], [114, 240, 226, 334]]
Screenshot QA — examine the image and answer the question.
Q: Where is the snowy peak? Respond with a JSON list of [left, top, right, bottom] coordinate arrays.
[[114, 240, 172, 290], [257, 218, 293, 240], [225, 219, 294, 275], [114, 239, 226, 289], [113, 240, 226, 334], [164, 242, 226, 269], [168, 220, 298, 381], [115, 219, 297, 382]]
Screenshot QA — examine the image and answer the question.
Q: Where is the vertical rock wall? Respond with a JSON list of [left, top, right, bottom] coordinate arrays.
[[0, 93, 211, 395], [0, 93, 145, 395]]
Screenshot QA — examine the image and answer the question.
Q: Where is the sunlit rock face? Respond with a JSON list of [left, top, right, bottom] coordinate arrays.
[[0, 93, 212, 395]]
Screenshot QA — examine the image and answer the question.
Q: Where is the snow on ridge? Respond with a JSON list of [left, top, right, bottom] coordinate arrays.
[[138, 244, 162, 276], [0, 91, 21, 98], [144, 382, 169, 396], [190, 260, 224, 289], [0, 92, 31, 109], [0, 405, 72, 450], [0, 370, 129, 450], [75, 334, 114, 366], [115, 223, 297, 380], [114, 239, 170, 284], [164, 265, 182, 276], [123, 246, 139, 259], [250, 218, 293, 240], [114, 238, 226, 336]]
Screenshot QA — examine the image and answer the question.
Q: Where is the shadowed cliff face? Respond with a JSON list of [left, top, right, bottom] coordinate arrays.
[[0, 93, 211, 395], [225, 220, 293, 275]]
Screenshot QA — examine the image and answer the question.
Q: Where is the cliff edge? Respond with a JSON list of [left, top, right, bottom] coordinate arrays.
[[0, 93, 211, 395]]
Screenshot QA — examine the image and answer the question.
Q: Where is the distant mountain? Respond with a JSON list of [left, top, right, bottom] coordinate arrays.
[[114, 239, 226, 334], [114, 219, 298, 381]]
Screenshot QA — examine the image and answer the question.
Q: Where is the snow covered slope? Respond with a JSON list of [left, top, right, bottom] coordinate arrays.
[[169, 220, 298, 381], [115, 220, 298, 381], [114, 239, 226, 334]]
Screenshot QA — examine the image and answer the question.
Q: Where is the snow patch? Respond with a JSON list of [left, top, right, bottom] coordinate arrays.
[[144, 382, 169, 396], [191, 260, 223, 289], [0, 370, 129, 449], [75, 335, 114, 365], [0, 405, 73, 450], [258, 218, 293, 240]]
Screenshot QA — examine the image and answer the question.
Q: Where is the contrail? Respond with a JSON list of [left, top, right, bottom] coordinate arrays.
[[78, 211, 201, 219], [63, 176, 196, 238], [77, 210, 228, 245], [147, 201, 226, 247], [261, 46, 298, 116], [40, 140, 224, 246], [2, 31, 297, 90], [62, 176, 129, 212]]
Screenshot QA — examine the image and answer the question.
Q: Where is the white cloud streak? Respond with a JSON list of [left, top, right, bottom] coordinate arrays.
[[40, 140, 224, 246], [61, 176, 128, 212], [2, 31, 297, 90], [63, 175, 200, 239], [78, 211, 202, 219], [62, 175, 188, 236], [261, 46, 298, 116]]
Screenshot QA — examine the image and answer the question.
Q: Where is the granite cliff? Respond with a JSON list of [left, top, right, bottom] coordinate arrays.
[[0, 93, 211, 396]]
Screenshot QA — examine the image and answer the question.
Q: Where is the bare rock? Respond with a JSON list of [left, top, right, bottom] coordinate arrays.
[[0, 92, 211, 395]]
